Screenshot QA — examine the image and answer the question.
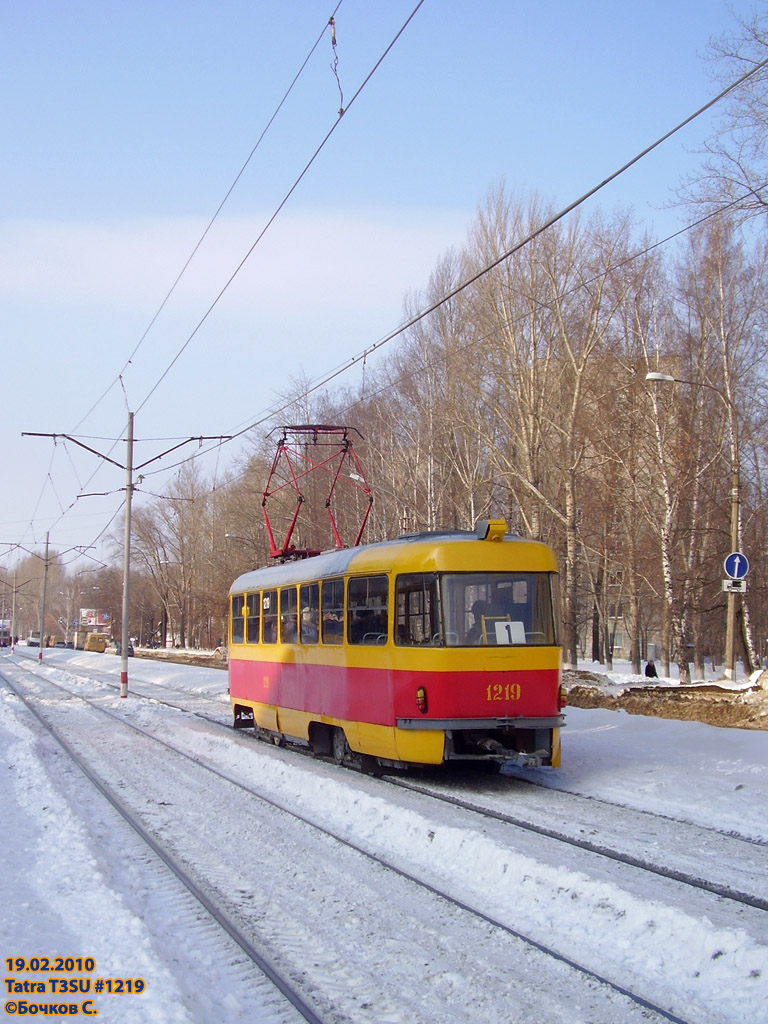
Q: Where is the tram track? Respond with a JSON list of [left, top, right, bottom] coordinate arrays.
[[385, 774, 768, 914], [1, 665, 324, 1024], [3, 654, 765, 1023], [40, 652, 768, 917], [14, 649, 768, 918]]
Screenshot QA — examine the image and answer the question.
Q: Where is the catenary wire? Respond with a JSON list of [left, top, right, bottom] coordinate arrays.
[[24, 2, 422, 556], [13, 5, 350, 556], [135, 180, 766, 488], [166, 50, 768, 461], [134, 0, 427, 416], [17, 35, 768, 559], [338, 181, 768, 423], [23, 153, 766, 564], [70, 2, 345, 436]]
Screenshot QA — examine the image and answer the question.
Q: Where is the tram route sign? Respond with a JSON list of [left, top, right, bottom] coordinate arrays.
[[724, 552, 749, 580]]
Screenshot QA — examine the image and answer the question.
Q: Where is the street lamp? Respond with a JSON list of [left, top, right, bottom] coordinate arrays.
[[645, 372, 741, 681]]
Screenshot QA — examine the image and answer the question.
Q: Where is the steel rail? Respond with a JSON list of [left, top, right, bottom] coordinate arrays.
[[0, 668, 325, 1024]]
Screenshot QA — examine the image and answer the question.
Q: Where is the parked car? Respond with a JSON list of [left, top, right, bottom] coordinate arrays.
[[54, 640, 67, 648], [116, 641, 134, 656]]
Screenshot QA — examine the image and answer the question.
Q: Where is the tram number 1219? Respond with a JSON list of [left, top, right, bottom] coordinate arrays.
[[486, 683, 522, 702]]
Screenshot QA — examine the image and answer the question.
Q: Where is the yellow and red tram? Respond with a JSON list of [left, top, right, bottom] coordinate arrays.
[[228, 520, 565, 770]]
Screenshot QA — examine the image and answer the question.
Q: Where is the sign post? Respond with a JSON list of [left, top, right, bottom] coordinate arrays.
[[723, 552, 749, 681]]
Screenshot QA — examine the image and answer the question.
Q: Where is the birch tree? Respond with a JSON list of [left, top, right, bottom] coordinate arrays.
[[466, 186, 632, 668]]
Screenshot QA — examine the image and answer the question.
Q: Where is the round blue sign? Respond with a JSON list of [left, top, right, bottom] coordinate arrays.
[[724, 552, 749, 579]]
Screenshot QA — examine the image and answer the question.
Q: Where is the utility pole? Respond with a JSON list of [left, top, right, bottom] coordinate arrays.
[[23, 425, 232, 695], [39, 532, 49, 663], [119, 412, 133, 697], [11, 571, 18, 652], [724, 460, 741, 682], [1, 556, 45, 652]]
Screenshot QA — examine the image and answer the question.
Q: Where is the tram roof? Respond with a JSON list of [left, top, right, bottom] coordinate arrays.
[[229, 525, 557, 594]]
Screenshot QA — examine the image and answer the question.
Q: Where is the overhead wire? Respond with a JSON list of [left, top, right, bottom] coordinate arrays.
[[19, 445, 58, 548], [28, 0, 417, 558], [135, 180, 766, 487], [135, 0, 427, 415], [12, 2, 349, 559], [338, 180, 768, 422], [70, 0, 345, 436], [221, 48, 768, 430], [132, 51, 768, 486], [283, 48, 768, 408], [15, 13, 767, 560]]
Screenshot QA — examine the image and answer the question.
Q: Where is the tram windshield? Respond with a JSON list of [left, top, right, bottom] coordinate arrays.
[[445, 572, 558, 647], [395, 571, 559, 647]]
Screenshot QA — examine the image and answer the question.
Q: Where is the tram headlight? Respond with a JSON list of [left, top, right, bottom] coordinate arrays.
[[559, 685, 567, 709], [416, 686, 428, 714]]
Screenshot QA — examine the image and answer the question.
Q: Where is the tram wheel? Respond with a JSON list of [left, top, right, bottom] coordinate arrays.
[[331, 727, 350, 765]]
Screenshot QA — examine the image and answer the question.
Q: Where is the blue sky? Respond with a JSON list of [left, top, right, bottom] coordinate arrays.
[[0, 0, 760, 565]]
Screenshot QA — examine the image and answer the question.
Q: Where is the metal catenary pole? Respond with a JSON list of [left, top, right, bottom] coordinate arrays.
[[38, 532, 49, 663], [120, 412, 134, 698], [23, 426, 231, 694]]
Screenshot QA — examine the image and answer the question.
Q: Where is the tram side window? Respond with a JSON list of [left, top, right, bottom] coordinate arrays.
[[231, 594, 245, 645], [246, 592, 260, 644], [262, 589, 278, 644], [395, 574, 440, 645], [348, 575, 388, 645], [280, 586, 298, 643], [321, 578, 344, 644], [300, 582, 319, 644]]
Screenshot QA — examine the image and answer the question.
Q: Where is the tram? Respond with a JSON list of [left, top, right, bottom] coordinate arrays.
[[228, 519, 565, 771]]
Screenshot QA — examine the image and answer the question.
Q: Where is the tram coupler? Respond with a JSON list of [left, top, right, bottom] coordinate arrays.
[[502, 748, 550, 768]]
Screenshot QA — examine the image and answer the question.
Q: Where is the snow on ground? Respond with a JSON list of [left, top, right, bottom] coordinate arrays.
[[2, 649, 767, 1022], [559, 658, 768, 841]]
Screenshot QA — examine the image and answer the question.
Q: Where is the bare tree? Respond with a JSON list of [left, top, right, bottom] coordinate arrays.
[[130, 462, 212, 647], [681, 8, 768, 217], [675, 216, 768, 673], [599, 241, 670, 673], [466, 187, 634, 668]]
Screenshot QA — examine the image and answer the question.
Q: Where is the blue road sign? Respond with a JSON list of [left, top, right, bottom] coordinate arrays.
[[724, 552, 749, 579]]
